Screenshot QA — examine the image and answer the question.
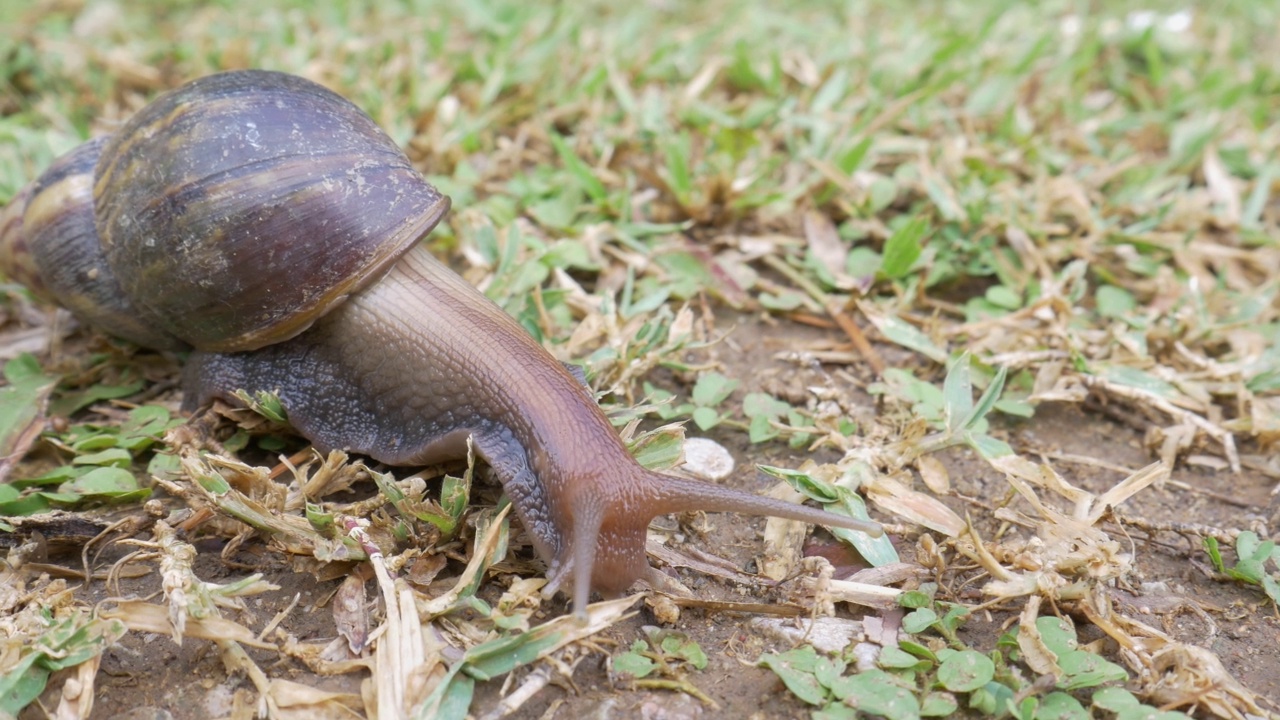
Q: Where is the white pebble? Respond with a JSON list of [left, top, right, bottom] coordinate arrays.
[[679, 438, 735, 481]]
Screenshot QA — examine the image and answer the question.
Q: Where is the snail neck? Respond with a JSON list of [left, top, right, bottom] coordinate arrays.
[[357, 244, 634, 470]]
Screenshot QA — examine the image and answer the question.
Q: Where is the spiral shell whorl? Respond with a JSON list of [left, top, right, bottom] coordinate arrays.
[[23, 138, 186, 350]]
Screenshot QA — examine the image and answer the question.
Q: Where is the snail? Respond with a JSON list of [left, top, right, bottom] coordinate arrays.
[[0, 70, 882, 615]]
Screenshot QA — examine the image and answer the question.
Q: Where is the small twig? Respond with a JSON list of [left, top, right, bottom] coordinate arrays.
[[481, 665, 553, 720], [1036, 449, 1255, 509], [759, 255, 885, 375], [1111, 512, 1241, 545], [1034, 450, 1138, 475], [825, 300, 886, 376], [268, 448, 317, 480], [82, 514, 157, 588], [657, 595, 805, 617], [784, 311, 836, 329], [632, 678, 721, 709], [257, 592, 300, 643]]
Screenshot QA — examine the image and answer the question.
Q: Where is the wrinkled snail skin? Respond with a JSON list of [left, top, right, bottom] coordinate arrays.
[[0, 69, 885, 616]]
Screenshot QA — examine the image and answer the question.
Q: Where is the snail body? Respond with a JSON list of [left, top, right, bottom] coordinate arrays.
[[1, 70, 882, 614]]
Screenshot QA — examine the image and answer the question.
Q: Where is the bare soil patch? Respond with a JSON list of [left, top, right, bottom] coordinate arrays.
[[11, 315, 1272, 719]]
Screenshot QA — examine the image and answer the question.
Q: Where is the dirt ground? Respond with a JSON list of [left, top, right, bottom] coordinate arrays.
[[11, 314, 1280, 719]]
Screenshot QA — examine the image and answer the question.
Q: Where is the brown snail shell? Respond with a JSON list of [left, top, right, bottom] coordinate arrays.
[[93, 70, 450, 352]]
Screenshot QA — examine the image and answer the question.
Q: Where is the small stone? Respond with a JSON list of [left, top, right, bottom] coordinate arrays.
[[647, 593, 681, 625], [679, 438, 735, 481]]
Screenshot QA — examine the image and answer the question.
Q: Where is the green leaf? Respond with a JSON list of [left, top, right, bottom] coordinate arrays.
[[985, 285, 1022, 310], [994, 397, 1036, 418], [963, 364, 1007, 432], [898, 641, 938, 664], [1034, 691, 1088, 720], [937, 604, 971, 637], [758, 464, 838, 504], [759, 291, 805, 311], [867, 177, 898, 212], [3, 353, 43, 384], [1035, 616, 1077, 656], [305, 503, 336, 535], [758, 647, 827, 706], [440, 473, 471, 525], [879, 646, 930, 671], [50, 377, 145, 417], [462, 626, 565, 681], [73, 447, 132, 468], [943, 354, 974, 433], [609, 652, 654, 680], [628, 426, 685, 470], [1091, 687, 1141, 712], [1056, 650, 1127, 690], [1262, 575, 1280, 605], [815, 701, 858, 720], [1228, 531, 1273, 584], [0, 490, 52, 516], [742, 392, 790, 418], [846, 246, 883, 277], [920, 692, 958, 717], [1096, 365, 1180, 400], [692, 372, 738, 407], [1096, 285, 1137, 319], [0, 354, 57, 472], [147, 450, 185, 479], [757, 463, 895, 566], [829, 670, 920, 720], [231, 389, 288, 423], [613, 641, 658, 679], [936, 650, 994, 693], [70, 432, 118, 452], [432, 673, 475, 720], [65, 467, 150, 503], [968, 433, 1015, 460], [898, 590, 933, 609], [813, 654, 847, 690], [691, 406, 722, 431], [835, 135, 873, 175], [654, 631, 709, 670], [786, 408, 811, 448], [902, 607, 938, 634], [749, 414, 779, 443], [1202, 537, 1226, 573], [549, 133, 607, 203], [881, 216, 928, 280], [873, 316, 949, 364], [968, 681, 1015, 716], [0, 653, 49, 715]]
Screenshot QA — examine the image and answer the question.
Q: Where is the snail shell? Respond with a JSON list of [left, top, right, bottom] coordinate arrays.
[[93, 70, 449, 352]]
